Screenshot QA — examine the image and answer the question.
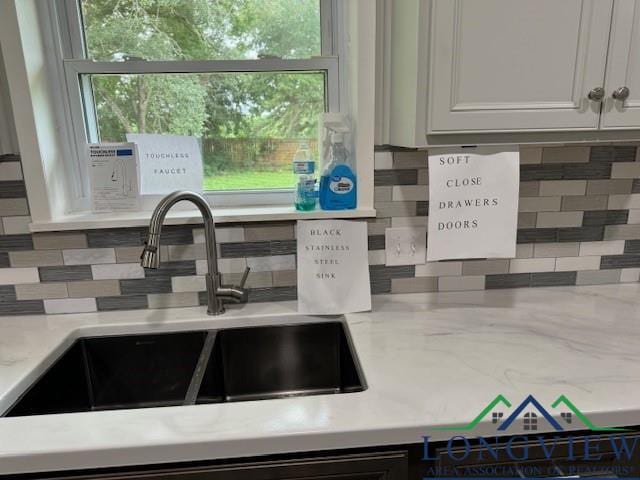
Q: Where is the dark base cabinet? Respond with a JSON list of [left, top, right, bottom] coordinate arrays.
[[10, 451, 409, 480], [8, 429, 640, 480]]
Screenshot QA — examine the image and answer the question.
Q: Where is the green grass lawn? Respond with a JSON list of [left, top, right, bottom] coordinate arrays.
[[203, 168, 296, 191]]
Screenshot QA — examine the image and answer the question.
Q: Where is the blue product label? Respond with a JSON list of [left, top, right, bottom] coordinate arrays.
[[293, 161, 315, 174]]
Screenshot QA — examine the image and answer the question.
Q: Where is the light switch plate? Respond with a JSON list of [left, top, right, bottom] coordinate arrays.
[[385, 227, 426, 266]]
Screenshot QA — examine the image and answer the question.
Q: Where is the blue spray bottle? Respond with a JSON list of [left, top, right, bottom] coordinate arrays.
[[319, 131, 357, 210]]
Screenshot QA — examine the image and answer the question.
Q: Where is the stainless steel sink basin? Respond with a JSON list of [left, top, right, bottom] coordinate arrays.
[[197, 322, 365, 403], [3, 321, 365, 417]]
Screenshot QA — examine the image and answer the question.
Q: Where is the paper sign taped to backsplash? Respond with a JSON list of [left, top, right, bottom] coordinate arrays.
[[126, 133, 203, 194], [297, 220, 371, 315], [427, 146, 519, 261]]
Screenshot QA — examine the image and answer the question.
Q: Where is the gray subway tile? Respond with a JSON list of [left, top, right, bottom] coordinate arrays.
[[391, 277, 438, 293], [39, 265, 92, 282], [542, 146, 590, 164], [520, 164, 563, 181], [557, 226, 604, 242], [600, 255, 640, 269], [269, 240, 297, 256], [393, 151, 427, 168], [374, 186, 392, 202], [97, 295, 148, 311], [32, 232, 87, 250], [374, 169, 418, 186], [15, 283, 68, 300], [0, 285, 16, 302], [371, 279, 392, 294], [148, 292, 199, 309], [9, 250, 63, 267], [0, 300, 45, 315], [517, 228, 558, 244], [144, 260, 196, 278], [604, 224, 640, 241], [67, 280, 120, 298], [625, 240, 640, 254], [374, 201, 417, 217], [87, 229, 144, 247], [416, 201, 429, 216], [462, 259, 510, 275], [611, 162, 640, 179], [519, 181, 540, 197], [0, 198, 29, 216], [536, 211, 583, 228], [518, 212, 537, 229], [150, 225, 193, 245], [247, 286, 297, 303], [582, 210, 629, 227], [561, 195, 608, 211], [530, 271, 577, 287], [221, 241, 271, 258], [220, 239, 296, 259], [534, 242, 580, 258], [369, 265, 415, 281], [0, 181, 27, 198], [576, 269, 622, 286], [485, 273, 531, 289], [120, 277, 172, 294], [561, 163, 611, 180], [0, 154, 21, 163], [539, 180, 587, 196], [0, 234, 33, 251], [590, 146, 636, 163], [368, 235, 385, 250], [245, 224, 295, 241], [519, 147, 542, 164], [587, 179, 633, 195]]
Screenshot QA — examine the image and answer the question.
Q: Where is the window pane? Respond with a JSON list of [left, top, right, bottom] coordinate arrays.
[[80, 0, 321, 61], [87, 72, 325, 191]]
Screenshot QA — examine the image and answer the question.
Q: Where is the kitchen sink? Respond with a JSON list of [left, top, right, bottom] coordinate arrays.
[[3, 321, 365, 417]]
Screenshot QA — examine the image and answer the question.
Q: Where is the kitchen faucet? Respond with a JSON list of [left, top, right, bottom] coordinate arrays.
[[140, 190, 250, 315]]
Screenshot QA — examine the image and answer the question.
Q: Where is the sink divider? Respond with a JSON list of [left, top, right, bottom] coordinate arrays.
[[183, 330, 217, 406]]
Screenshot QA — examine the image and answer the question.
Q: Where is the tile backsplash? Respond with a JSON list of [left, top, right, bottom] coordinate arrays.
[[0, 145, 639, 315]]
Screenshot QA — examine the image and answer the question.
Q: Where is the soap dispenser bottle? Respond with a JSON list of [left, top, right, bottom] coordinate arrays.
[[319, 131, 357, 210]]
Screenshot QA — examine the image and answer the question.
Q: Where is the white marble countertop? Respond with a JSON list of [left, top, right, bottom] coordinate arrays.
[[1, 284, 639, 475]]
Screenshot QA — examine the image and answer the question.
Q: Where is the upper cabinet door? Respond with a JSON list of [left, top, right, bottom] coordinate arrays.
[[601, 0, 640, 129], [428, 0, 613, 134]]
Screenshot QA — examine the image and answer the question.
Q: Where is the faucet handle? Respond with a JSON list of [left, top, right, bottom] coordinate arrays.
[[239, 267, 250, 288]]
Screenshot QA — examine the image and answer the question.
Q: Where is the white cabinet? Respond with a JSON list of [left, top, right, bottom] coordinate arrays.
[[601, 0, 640, 128], [385, 0, 640, 146]]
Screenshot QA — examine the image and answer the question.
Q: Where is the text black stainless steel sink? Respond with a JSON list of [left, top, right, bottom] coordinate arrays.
[[3, 321, 365, 417]]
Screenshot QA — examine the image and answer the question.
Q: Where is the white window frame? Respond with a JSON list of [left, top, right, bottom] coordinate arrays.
[[0, 0, 375, 230], [59, 0, 340, 210]]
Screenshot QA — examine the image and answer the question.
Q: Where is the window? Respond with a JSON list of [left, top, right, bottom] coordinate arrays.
[[58, 0, 340, 207], [523, 412, 538, 431]]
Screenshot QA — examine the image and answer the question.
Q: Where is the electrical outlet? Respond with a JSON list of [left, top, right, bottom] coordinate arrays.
[[384, 227, 426, 266]]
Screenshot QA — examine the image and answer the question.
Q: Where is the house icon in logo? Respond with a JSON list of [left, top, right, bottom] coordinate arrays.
[[497, 395, 563, 431], [432, 394, 626, 433]]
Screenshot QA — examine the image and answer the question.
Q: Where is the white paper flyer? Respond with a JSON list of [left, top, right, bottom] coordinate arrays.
[[297, 220, 371, 314], [126, 133, 204, 194], [427, 146, 520, 261]]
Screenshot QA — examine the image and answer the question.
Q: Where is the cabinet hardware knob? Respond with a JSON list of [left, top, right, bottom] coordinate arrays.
[[587, 87, 605, 102], [612, 86, 630, 101]]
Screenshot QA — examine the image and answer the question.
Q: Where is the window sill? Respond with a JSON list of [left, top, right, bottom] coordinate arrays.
[[28, 206, 377, 232]]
